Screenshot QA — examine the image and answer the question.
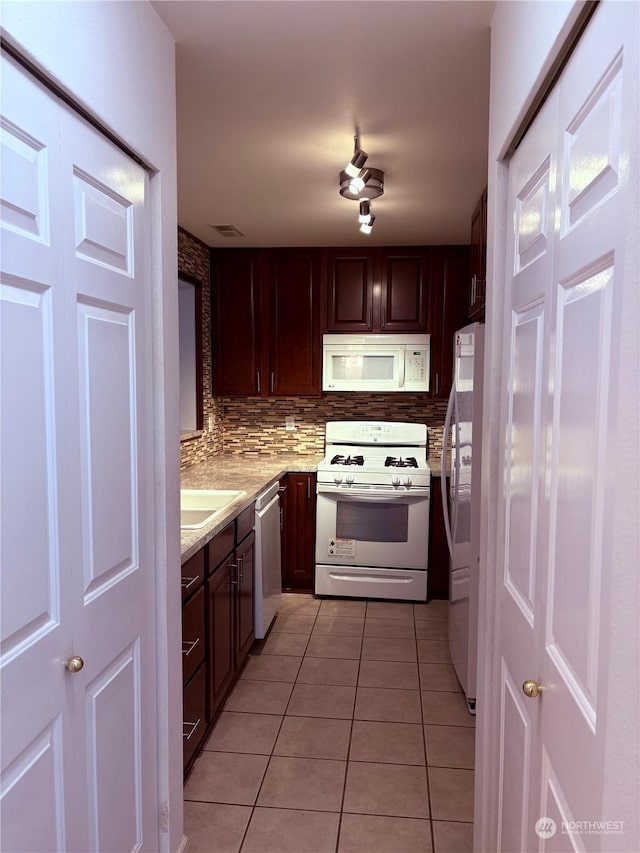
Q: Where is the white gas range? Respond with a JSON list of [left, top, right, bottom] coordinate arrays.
[[315, 421, 431, 601]]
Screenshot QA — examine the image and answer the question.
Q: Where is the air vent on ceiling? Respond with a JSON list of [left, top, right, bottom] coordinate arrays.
[[210, 224, 245, 237]]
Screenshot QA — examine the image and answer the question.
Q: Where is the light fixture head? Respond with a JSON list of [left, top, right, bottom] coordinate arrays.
[[348, 168, 370, 195], [345, 135, 368, 178], [358, 201, 372, 224], [360, 214, 376, 235], [339, 167, 384, 201]]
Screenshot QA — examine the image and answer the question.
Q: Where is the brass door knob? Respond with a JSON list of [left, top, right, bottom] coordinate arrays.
[[65, 656, 84, 673], [522, 679, 542, 699]]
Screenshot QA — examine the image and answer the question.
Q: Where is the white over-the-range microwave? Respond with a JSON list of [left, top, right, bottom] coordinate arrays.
[[322, 333, 430, 392]]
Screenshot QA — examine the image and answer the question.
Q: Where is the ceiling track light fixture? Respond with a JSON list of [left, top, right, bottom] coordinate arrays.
[[338, 132, 384, 235]]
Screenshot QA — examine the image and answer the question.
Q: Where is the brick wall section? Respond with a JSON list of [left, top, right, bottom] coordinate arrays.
[[178, 227, 224, 469]]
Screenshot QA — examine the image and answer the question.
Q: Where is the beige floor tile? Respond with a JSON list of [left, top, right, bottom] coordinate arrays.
[[364, 617, 416, 638], [274, 715, 352, 760], [432, 820, 474, 852], [297, 656, 360, 687], [416, 620, 449, 639], [366, 601, 415, 621], [184, 751, 268, 805], [183, 801, 251, 853], [287, 682, 356, 719], [425, 725, 475, 769], [429, 767, 475, 822], [338, 813, 432, 853], [203, 711, 281, 755], [241, 654, 302, 683], [257, 755, 346, 811], [355, 687, 422, 723], [305, 633, 363, 659], [417, 639, 453, 663], [223, 679, 293, 715], [261, 631, 309, 656], [350, 720, 425, 765], [362, 636, 418, 662], [278, 595, 321, 616], [242, 807, 340, 853], [312, 616, 365, 636], [319, 599, 367, 617], [414, 600, 449, 621], [421, 691, 475, 727], [419, 663, 462, 692], [271, 613, 316, 634], [358, 659, 419, 690], [343, 761, 429, 818]]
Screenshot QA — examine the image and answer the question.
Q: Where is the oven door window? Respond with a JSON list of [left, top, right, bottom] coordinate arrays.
[[336, 500, 408, 543]]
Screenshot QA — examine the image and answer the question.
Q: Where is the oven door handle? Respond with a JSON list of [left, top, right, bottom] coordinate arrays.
[[317, 486, 428, 502]]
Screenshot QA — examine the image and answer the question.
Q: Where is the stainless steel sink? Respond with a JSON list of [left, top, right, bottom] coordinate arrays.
[[180, 489, 246, 529]]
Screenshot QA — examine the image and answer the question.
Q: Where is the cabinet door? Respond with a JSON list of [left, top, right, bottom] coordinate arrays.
[[429, 246, 470, 398], [235, 530, 255, 666], [469, 188, 487, 320], [278, 478, 288, 586], [428, 477, 450, 600], [212, 249, 262, 395], [268, 250, 322, 395], [326, 249, 375, 331], [379, 248, 429, 331], [207, 559, 235, 717], [282, 474, 316, 592]]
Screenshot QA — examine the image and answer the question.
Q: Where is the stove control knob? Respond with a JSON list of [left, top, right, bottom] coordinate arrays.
[[404, 476, 413, 487], [345, 474, 355, 485], [392, 475, 401, 487], [334, 474, 343, 485]]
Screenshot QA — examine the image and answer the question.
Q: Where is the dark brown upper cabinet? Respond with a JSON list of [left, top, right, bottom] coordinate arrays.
[[268, 250, 322, 396], [469, 187, 487, 321], [429, 245, 470, 399], [211, 250, 262, 396], [326, 249, 376, 332], [326, 247, 429, 333], [212, 248, 322, 397]]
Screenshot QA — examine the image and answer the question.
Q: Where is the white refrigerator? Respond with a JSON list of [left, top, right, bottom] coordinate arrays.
[[441, 322, 484, 713]]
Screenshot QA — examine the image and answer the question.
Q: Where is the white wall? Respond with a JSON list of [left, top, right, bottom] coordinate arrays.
[[0, 4, 183, 851]]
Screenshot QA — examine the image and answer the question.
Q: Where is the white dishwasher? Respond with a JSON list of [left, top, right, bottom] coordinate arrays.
[[254, 481, 282, 638]]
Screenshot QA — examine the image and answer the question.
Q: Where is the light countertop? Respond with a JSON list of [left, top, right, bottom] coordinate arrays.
[[180, 453, 322, 562]]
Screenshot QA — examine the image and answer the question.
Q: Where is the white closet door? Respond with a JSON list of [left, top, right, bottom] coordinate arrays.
[[494, 2, 638, 851], [0, 52, 158, 852]]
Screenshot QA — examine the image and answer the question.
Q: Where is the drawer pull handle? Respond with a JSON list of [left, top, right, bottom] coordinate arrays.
[[181, 575, 199, 591], [182, 638, 200, 657], [183, 719, 201, 740]]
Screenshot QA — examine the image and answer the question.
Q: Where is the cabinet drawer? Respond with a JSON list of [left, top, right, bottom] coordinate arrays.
[[182, 585, 205, 686], [181, 548, 204, 602], [236, 503, 255, 544], [208, 521, 234, 574], [183, 662, 206, 771]]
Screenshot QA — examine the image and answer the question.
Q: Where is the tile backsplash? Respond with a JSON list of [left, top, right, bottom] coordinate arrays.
[[220, 394, 448, 462]]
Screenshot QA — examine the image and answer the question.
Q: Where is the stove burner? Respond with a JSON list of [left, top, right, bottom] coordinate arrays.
[[385, 456, 418, 469], [330, 454, 364, 466]]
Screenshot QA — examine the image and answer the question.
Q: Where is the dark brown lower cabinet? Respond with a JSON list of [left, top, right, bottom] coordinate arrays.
[[281, 473, 316, 592], [428, 476, 450, 600], [207, 525, 255, 720], [183, 505, 256, 777], [182, 662, 206, 770]]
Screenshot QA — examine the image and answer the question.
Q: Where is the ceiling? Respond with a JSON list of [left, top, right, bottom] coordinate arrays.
[[152, 1, 494, 248]]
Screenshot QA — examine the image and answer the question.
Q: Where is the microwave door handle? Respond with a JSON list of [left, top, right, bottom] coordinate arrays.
[[441, 382, 455, 558], [399, 350, 406, 388]]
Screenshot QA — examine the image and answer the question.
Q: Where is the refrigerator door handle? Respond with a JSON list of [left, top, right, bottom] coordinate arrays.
[[441, 382, 455, 558]]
